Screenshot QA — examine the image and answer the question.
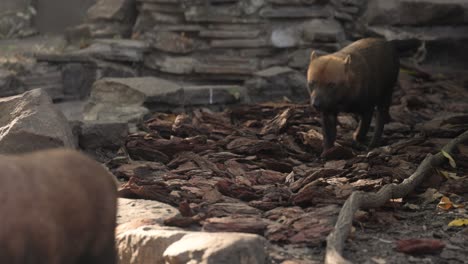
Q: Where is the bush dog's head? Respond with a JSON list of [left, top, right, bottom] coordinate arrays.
[[307, 51, 353, 112]]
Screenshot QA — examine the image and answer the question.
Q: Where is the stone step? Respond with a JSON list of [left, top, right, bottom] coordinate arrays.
[[183, 85, 243, 105], [259, 6, 331, 18], [365, 0, 468, 26], [368, 26, 468, 41], [139, 2, 184, 13]]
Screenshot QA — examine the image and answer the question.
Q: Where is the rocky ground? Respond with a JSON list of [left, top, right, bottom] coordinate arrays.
[[108, 65, 468, 263], [1, 0, 468, 263]]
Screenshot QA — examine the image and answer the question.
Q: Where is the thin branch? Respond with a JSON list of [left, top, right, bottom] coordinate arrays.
[[325, 130, 468, 264]]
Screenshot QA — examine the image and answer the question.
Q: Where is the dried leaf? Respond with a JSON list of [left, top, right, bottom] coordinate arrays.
[[448, 218, 468, 227], [395, 239, 445, 254], [441, 150, 457, 168], [437, 196, 453, 210], [437, 169, 462, 180]]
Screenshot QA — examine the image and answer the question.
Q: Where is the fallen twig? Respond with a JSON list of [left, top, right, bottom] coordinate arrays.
[[325, 130, 468, 264]]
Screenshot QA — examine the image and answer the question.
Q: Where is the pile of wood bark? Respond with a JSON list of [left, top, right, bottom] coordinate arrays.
[[113, 68, 468, 247]]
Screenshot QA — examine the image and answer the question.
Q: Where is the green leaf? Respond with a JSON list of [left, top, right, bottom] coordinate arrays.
[[441, 150, 456, 168]]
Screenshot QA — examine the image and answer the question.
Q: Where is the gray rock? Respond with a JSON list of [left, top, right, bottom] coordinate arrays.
[[79, 121, 129, 150], [116, 198, 183, 263], [246, 67, 309, 103], [0, 89, 76, 154], [367, 25, 468, 42], [117, 198, 180, 225], [183, 85, 243, 105], [62, 63, 97, 100], [144, 53, 196, 74], [55, 100, 85, 122], [0, 2, 36, 39], [194, 56, 259, 76], [364, 0, 468, 26], [271, 27, 300, 48], [117, 227, 189, 264], [60, 59, 138, 100], [89, 21, 135, 39], [287, 48, 329, 69], [241, 0, 265, 15], [133, 10, 184, 32], [164, 232, 267, 264], [140, 2, 184, 13], [288, 48, 310, 69], [199, 30, 261, 39], [210, 39, 269, 48], [72, 39, 149, 62], [255, 66, 293, 77], [17, 63, 64, 101], [259, 6, 330, 18], [64, 23, 92, 44], [83, 77, 183, 122], [185, 6, 260, 23], [268, 0, 326, 4], [0, 69, 26, 97], [147, 31, 197, 54], [302, 19, 345, 43], [151, 24, 203, 32], [86, 0, 136, 23], [97, 60, 139, 79], [334, 10, 354, 22]]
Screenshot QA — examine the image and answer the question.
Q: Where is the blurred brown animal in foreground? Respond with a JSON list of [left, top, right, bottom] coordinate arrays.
[[0, 148, 118, 264]]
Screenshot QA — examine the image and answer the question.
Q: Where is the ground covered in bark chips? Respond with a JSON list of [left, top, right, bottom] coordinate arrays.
[[112, 67, 468, 263]]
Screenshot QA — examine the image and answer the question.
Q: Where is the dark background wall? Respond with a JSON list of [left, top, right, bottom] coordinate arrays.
[[33, 0, 96, 33], [0, 0, 31, 12]]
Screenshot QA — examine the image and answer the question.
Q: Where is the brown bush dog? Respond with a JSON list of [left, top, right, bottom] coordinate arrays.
[[0, 149, 118, 264], [307, 38, 400, 154]]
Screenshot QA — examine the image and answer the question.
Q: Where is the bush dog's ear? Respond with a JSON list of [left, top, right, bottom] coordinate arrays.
[[310, 51, 318, 61], [344, 54, 351, 65], [344, 54, 352, 72]]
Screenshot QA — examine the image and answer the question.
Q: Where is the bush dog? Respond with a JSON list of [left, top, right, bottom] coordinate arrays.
[[0, 148, 117, 264], [307, 38, 399, 154]]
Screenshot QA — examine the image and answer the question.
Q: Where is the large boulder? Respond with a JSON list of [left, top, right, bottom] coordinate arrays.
[[302, 19, 345, 43], [66, 0, 137, 40], [245, 66, 309, 103], [0, 89, 76, 154], [86, 0, 136, 23], [116, 226, 267, 264], [117, 198, 180, 226], [117, 227, 188, 264], [79, 121, 129, 150], [83, 77, 184, 122]]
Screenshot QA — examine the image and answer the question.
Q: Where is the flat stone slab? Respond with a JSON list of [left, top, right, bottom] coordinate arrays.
[[72, 39, 149, 62], [117, 198, 180, 225], [164, 232, 267, 264], [83, 77, 184, 122], [0, 89, 76, 154], [183, 85, 243, 105]]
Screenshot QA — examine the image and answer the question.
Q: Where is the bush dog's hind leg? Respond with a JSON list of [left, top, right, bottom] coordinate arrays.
[[369, 107, 386, 148], [353, 111, 372, 144]]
